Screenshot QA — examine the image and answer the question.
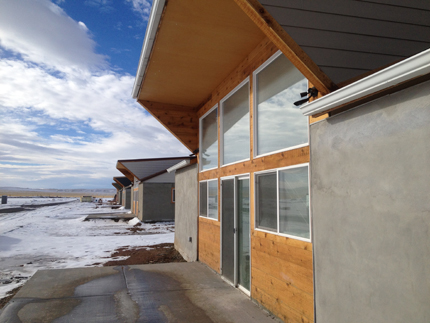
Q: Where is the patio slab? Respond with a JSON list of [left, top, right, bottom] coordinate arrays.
[[0, 262, 279, 323]]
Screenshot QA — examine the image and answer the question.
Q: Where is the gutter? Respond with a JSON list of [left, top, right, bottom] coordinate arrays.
[[131, 0, 166, 99], [300, 48, 430, 116], [166, 159, 191, 173]]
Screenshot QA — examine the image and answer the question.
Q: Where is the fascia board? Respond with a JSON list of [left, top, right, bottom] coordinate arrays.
[[131, 0, 166, 99]]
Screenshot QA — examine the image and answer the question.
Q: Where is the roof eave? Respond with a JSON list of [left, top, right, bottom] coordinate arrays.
[[300, 49, 430, 117]]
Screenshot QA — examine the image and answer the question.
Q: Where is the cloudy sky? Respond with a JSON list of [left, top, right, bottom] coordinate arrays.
[[0, 0, 189, 189]]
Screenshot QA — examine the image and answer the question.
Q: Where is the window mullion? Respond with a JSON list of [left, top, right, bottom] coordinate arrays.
[[277, 169, 280, 234]]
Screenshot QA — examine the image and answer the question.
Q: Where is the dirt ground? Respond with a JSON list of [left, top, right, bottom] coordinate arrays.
[[100, 243, 185, 266], [0, 286, 22, 310]]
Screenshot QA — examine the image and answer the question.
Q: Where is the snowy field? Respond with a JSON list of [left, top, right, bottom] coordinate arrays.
[[0, 198, 174, 299], [0, 197, 74, 209]]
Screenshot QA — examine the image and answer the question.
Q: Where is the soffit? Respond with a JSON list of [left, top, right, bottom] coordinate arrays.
[[260, 0, 430, 85], [138, 0, 266, 108]]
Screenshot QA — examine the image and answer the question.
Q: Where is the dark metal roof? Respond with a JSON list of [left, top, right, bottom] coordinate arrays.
[[117, 157, 192, 182], [113, 176, 132, 188], [112, 183, 122, 190], [260, 0, 430, 85]]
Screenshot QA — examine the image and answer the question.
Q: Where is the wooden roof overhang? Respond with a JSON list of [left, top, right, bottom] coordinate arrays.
[[134, 0, 430, 140], [116, 162, 135, 182], [133, 0, 336, 152]]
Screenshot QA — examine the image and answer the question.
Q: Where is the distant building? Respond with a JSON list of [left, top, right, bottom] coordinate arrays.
[[116, 157, 192, 222], [111, 182, 122, 204], [113, 176, 132, 209]]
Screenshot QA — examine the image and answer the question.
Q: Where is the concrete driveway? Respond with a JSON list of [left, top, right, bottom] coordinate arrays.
[[0, 262, 279, 322]]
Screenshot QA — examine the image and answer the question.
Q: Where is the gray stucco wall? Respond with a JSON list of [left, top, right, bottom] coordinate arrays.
[[310, 80, 430, 322], [125, 188, 131, 210], [141, 183, 175, 222], [138, 182, 144, 221], [174, 163, 198, 262]]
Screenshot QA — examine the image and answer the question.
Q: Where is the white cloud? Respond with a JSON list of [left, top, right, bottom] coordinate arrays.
[[0, 0, 189, 189], [126, 0, 152, 21], [0, 0, 106, 72], [78, 21, 89, 31], [84, 0, 114, 12]]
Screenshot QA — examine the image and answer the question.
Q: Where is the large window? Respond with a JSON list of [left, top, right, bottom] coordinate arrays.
[[221, 78, 250, 165], [200, 105, 218, 171], [255, 164, 310, 240], [254, 51, 308, 157], [199, 180, 218, 220]]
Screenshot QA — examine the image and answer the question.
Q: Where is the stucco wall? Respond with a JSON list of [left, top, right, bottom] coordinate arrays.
[[138, 182, 144, 221], [125, 188, 131, 210], [174, 163, 198, 262], [141, 183, 175, 222], [310, 81, 430, 322]]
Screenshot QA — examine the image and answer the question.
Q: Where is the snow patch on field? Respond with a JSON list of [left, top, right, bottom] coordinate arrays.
[[0, 199, 174, 298]]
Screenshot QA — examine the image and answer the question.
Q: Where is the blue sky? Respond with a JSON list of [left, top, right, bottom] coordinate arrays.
[[60, 0, 149, 75], [0, 0, 188, 189]]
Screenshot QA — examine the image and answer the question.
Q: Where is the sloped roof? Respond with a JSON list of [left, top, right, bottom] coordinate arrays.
[[259, 0, 430, 85], [112, 183, 122, 190], [113, 176, 132, 188], [116, 157, 192, 182], [133, 0, 430, 125]]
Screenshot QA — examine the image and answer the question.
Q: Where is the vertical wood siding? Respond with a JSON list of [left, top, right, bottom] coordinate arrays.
[[198, 217, 220, 273]]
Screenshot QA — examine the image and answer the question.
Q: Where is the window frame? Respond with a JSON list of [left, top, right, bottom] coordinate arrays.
[[254, 163, 311, 242], [171, 188, 175, 203], [199, 104, 219, 172], [220, 76, 251, 167], [199, 179, 219, 221], [252, 50, 310, 159]]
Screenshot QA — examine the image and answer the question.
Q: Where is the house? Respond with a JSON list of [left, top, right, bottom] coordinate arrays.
[[111, 182, 122, 204], [116, 157, 192, 222], [113, 176, 132, 209], [132, 1, 430, 322]]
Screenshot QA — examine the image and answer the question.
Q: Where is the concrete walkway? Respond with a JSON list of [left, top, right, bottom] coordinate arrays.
[[0, 262, 279, 323]]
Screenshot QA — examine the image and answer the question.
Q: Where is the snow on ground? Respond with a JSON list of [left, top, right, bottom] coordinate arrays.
[[0, 198, 174, 298], [0, 197, 75, 209]]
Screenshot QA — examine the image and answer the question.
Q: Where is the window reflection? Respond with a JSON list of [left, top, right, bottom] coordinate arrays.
[[201, 107, 218, 170], [256, 172, 277, 231], [222, 82, 249, 165], [279, 167, 309, 239], [256, 53, 308, 156], [208, 180, 218, 220]]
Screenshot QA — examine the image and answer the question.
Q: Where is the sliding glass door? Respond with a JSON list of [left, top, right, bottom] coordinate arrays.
[[221, 176, 250, 291]]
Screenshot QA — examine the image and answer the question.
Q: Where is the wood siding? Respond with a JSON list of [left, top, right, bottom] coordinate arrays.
[[259, 0, 430, 84], [198, 217, 220, 273], [252, 231, 313, 323], [196, 35, 313, 322]]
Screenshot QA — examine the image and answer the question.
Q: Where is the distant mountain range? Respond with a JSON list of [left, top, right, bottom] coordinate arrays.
[[0, 187, 116, 198], [0, 187, 115, 193]]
